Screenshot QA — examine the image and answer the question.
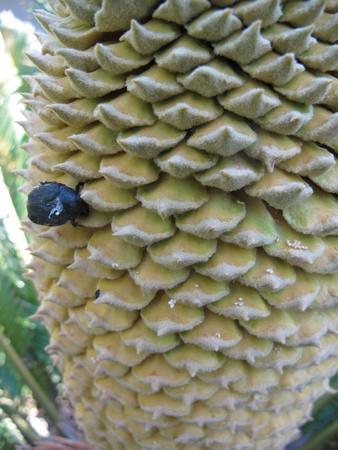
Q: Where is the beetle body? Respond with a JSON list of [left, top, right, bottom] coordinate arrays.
[[27, 181, 89, 227]]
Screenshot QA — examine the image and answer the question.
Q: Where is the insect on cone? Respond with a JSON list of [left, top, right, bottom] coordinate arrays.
[[20, 0, 338, 448]]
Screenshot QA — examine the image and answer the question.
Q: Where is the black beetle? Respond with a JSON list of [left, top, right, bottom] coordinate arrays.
[[27, 181, 89, 227]]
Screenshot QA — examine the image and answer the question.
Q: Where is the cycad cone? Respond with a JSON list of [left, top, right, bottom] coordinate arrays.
[[20, 0, 338, 449]]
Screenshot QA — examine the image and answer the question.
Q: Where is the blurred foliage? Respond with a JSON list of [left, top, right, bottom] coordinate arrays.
[[0, 416, 23, 450], [0, 218, 59, 400], [0, 6, 59, 401], [0, 19, 37, 220], [0, 7, 60, 448]]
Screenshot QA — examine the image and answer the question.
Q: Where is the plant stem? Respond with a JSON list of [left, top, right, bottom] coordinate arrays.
[[0, 331, 60, 424], [300, 420, 338, 450], [0, 398, 40, 444]]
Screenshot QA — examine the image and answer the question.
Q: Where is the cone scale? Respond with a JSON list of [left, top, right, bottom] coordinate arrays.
[[21, 0, 338, 449]]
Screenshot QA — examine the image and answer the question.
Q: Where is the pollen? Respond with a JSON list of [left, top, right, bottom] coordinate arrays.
[[286, 239, 308, 250], [168, 298, 177, 309]]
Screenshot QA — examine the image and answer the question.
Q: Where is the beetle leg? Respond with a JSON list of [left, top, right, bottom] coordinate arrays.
[[71, 218, 85, 227], [75, 181, 86, 192]]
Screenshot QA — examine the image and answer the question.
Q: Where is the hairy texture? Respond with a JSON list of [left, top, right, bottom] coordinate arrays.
[[21, 0, 338, 449]]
